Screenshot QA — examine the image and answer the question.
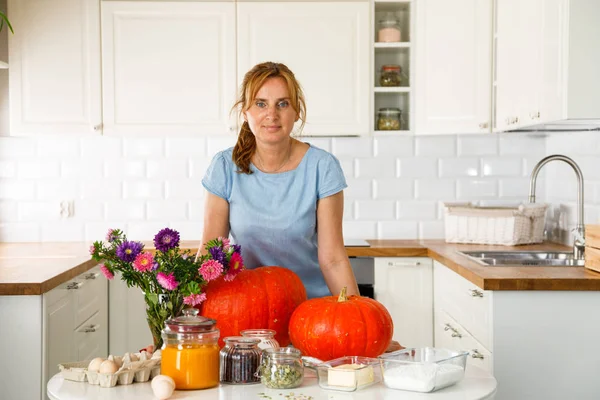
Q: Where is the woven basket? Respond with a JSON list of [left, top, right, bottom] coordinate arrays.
[[443, 203, 548, 246]]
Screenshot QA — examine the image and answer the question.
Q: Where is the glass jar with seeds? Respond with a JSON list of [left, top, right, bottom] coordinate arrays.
[[259, 347, 304, 389], [377, 108, 403, 131], [219, 336, 262, 384]]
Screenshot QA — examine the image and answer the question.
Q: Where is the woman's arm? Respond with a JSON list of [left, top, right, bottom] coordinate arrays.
[[196, 191, 230, 259], [316, 191, 360, 297]]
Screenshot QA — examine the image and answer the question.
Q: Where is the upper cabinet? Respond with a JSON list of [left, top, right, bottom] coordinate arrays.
[[101, 1, 237, 136], [415, 0, 492, 135], [237, 2, 369, 136], [8, 0, 102, 136]]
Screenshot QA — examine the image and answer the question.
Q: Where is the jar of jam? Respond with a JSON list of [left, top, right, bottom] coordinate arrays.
[[377, 108, 403, 131], [380, 65, 403, 87], [219, 336, 262, 384], [240, 329, 280, 350], [258, 347, 304, 389], [160, 308, 220, 390]]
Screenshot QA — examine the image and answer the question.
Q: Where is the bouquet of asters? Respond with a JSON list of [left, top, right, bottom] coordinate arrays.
[[90, 228, 244, 349]]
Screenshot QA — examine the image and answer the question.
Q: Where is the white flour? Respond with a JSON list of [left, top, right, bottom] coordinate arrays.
[[383, 363, 464, 392]]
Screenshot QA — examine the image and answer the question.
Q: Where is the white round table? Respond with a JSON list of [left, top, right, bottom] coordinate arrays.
[[48, 366, 497, 400]]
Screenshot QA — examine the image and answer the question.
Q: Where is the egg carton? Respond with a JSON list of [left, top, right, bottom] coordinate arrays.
[[58, 350, 161, 388]]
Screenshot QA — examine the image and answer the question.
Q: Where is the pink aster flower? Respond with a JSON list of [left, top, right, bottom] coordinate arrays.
[[183, 293, 207, 306], [156, 272, 178, 291], [99, 264, 114, 280], [89, 245, 95, 255], [133, 252, 154, 273], [218, 236, 231, 251], [199, 259, 224, 282]]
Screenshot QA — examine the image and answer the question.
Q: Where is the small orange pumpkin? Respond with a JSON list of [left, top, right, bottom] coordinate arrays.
[[288, 287, 393, 360]]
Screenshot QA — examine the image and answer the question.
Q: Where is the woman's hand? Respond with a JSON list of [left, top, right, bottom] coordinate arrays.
[[385, 340, 404, 353]]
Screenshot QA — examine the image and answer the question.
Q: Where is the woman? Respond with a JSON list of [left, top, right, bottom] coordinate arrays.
[[199, 61, 358, 299]]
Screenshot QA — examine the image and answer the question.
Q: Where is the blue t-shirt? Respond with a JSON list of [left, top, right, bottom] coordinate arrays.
[[202, 143, 347, 299]]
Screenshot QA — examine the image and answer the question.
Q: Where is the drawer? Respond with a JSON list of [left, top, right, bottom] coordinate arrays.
[[435, 310, 493, 374], [74, 266, 107, 328], [433, 261, 492, 349], [74, 311, 108, 361]]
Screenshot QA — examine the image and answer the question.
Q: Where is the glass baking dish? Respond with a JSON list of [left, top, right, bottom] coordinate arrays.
[[316, 356, 382, 392], [378, 348, 468, 393]]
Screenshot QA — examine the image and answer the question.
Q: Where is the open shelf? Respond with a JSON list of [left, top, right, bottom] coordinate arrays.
[[374, 87, 410, 93], [374, 42, 411, 48]]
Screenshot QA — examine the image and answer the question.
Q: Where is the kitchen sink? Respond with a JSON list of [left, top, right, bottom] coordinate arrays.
[[458, 251, 585, 267]]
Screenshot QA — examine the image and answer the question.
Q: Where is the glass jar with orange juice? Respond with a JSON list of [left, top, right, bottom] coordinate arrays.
[[161, 308, 220, 390]]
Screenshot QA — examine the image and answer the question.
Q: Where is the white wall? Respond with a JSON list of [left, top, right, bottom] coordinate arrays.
[[0, 0, 8, 136], [0, 133, 546, 242]]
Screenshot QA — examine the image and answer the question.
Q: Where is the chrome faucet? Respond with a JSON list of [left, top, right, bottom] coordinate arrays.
[[528, 155, 585, 259]]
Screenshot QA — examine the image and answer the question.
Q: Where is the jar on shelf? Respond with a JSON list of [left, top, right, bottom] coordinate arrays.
[[380, 65, 403, 87], [240, 329, 280, 350], [377, 13, 401, 42], [258, 347, 304, 389], [160, 308, 220, 390], [377, 108, 403, 131], [219, 336, 262, 384]]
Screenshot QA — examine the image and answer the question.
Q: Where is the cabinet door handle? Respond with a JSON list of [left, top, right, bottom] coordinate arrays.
[[85, 272, 98, 280], [469, 289, 484, 298], [388, 261, 421, 267], [471, 349, 485, 359], [444, 323, 462, 338], [66, 282, 80, 290], [479, 122, 489, 129], [82, 324, 98, 333]]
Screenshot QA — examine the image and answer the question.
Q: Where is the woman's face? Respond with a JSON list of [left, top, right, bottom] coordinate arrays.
[[244, 77, 298, 144]]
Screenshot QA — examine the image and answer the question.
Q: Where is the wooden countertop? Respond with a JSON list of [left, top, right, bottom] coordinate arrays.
[[2, 240, 600, 295]]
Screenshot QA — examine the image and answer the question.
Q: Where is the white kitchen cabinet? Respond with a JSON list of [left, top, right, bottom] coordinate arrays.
[[374, 257, 433, 348], [415, 0, 492, 135], [237, 2, 369, 136], [8, 0, 102, 135], [101, 1, 237, 136]]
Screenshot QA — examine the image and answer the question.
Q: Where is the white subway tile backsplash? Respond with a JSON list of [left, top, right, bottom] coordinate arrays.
[[81, 137, 122, 158], [303, 137, 331, 152], [147, 160, 188, 179], [166, 138, 206, 157], [499, 178, 532, 198], [124, 138, 165, 157], [419, 221, 445, 239], [127, 222, 172, 240], [343, 221, 377, 239], [0, 160, 16, 178], [595, 183, 600, 204], [378, 221, 418, 239], [344, 201, 354, 220], [206, 136, 237, 158], [344, 179, 373, 200], [546, 131, 600, 156], [482, 157, 522, 177], [123, 181, 163, 200], [147, 200, 188, 220], [398, 158, 438, 178], [356, 158, 397, 178], [105, 159, 146, 179], [106, 202, 145, 221], [439, 158, 479, 178], [81, 180, 120, 200], [41, 222, 84, 241], [188, 200, 205, 221], [167, 221, 202, 241], [397, 201, 437, 220], [35, 137, 80, 157], [165, 180, 206, 200], [62, 160, 104, 179], [374, 136, 414, 157], [0, 180, 36, 200], [332, 137, 373, 158], [457, 135, 498, 156], [374, 179, 413, 199], [415, 136, 456, 157], [356, 200, 395, 220], [0, 201, 18, 222], [415, 180, 455, 200], [339, 159, 354, 179], [18, 201, 59, 221], [85, 222, 127, 242], [0, 137, 36, 158], [457, 179, 498, 199], [190, 159, 212, 179], [17, 160, 61, 179], [499, 134, 546, 155], [75, 202, 105, 221], [0, 222, 40, 241]]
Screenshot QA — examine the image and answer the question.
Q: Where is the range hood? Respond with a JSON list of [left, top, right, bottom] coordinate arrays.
[[515, 0, 600, 133]]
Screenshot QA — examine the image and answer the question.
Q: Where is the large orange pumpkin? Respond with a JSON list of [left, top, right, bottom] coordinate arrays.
[[199, 266, 306, 347], [288, 287, 393, 361]]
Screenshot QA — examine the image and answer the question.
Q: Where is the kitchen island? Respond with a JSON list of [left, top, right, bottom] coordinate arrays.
[[47, 366, 497, 400]]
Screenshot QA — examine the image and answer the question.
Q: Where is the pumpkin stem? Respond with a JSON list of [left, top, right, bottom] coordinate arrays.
[[337, 286, 348, 302]]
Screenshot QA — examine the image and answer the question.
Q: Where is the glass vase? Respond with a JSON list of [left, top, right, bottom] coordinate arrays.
[[144, 292, 185, 350]]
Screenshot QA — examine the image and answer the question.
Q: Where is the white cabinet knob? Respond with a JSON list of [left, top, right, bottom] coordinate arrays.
[[479, 122, 489, 129]]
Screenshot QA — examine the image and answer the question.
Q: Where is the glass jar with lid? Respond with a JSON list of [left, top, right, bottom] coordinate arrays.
[[258, 347, 304, 389], [240, 329, 280, 350], [219, 336, 262, 384], [160, 308, 220, 390], [377, 12, 401, 42], [380, 65, 403, 87], [377, 108, 403, 131]]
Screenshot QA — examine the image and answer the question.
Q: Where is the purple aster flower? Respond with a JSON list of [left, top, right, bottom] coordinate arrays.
[[209, 246, 226, 267], [116, 241, 144, 263], [154, 228, 180, 252], [232, 244, 241, 254]]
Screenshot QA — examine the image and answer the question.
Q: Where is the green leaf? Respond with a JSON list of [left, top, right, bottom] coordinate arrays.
[[147, 293, 159, 306]]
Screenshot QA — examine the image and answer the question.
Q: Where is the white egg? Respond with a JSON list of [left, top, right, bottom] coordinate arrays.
[[151, 375, 175, 400], [99, 359, 119, 374], [108, 354, 123, 368], [88, 357, 105, 373]]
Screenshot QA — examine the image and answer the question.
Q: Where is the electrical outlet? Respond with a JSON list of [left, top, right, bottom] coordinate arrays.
[[59, 200, 74, 218]]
